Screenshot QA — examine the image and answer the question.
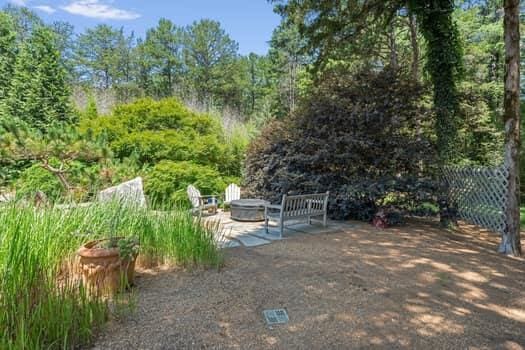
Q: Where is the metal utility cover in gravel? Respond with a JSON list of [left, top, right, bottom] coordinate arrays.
[[263, 309, 289, 325]]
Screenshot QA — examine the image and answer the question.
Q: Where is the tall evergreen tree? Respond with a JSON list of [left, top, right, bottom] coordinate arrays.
[[6, 26, 71, 130], [134, 37, 154, 96], [114, 30, 139, 102], [142, 18, 184, 97], [51, 20, 77, 82], [184, 19, 241, 108], [239, 53, 274, 118], [0, 12, 16, 105], [2, 4, 43, 42], [75, 25, 126, 90]]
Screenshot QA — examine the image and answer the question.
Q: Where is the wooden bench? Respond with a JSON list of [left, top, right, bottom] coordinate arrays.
[[264, 192, 329, 238]]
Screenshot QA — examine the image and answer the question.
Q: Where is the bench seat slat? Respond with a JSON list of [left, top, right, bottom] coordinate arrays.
[[264, 192, 329, 237]]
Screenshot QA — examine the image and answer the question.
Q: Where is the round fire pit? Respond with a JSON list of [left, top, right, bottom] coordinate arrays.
[[230, 199, 269, 222]]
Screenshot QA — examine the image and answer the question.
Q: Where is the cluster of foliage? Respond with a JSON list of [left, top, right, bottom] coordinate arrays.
[[2, 99, 244, 205], [80, 98, 242, 205], [245, 68, 439, 221], [0, 6, 247, 205], [0, 12, 71, 130], [273, 0, 465, 164], [0, 202, 221, 349], [0, 4, 297, 122], [267, 0, 518, 200], [0, 120, 107, 199], [409, 0, 464, 164], [0, 11, 80, 197]]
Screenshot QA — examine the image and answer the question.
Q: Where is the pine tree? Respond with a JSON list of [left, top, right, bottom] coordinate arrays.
[[6, 26, 72, 131], [143, 18, 184, 97], [0, 13, 16, 104], [184, 19, 240, 109], [75, 24, 126, 90]]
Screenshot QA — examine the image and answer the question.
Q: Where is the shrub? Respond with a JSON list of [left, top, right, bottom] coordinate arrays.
[[244, 68, 438, 220], [145, 160, 238, 206], [79, 98, 246, 207], [80, 98, 242, 176], [16, 164, 63, 201]]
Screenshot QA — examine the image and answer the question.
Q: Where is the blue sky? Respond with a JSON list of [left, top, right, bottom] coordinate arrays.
[[1, 0, 281, 55]]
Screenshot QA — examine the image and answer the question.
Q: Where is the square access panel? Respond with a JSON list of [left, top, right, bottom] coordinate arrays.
[[263, 309, 289, 325]]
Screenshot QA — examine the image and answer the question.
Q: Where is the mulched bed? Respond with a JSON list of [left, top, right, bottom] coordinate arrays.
[[91, 219, 525, 349]]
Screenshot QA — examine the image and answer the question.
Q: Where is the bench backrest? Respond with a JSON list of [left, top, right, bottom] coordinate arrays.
[[280, 192, 329, 218], [187, 185, 201, 208], [225, 183, 241, 203]]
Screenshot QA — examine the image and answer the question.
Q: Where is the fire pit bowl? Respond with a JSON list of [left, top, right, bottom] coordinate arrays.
[[230, 199, 270, 222]]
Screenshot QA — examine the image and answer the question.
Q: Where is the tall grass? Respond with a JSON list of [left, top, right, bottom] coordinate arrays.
[[0, 202, 222, 349]]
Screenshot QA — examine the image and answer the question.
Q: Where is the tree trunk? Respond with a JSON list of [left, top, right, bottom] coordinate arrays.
[[41, 163, 72, 195], [500, 0, 522, 256], [409, 10, 422, 172], [387, 22, 398, 70], [408, 12, 420, 82], [250, 59, 256, 113]]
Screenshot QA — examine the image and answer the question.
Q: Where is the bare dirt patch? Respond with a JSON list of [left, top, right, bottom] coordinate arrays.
[[91, 220, 525, 349]]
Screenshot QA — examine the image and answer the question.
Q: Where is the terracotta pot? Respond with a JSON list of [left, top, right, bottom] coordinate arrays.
[[77, 238, 138, 295]]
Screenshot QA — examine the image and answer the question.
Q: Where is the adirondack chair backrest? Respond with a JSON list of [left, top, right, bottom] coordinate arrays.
[[225, 183, 241, 203], [187, 185, 201, 208]]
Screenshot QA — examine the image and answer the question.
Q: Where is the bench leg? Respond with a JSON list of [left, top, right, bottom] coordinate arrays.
[[265, 217, 269, 234], [279, 220, 284, 238], [323, 213, 327, 227]]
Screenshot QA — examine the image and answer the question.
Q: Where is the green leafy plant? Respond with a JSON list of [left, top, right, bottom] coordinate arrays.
[[117, 236, 140, 260]]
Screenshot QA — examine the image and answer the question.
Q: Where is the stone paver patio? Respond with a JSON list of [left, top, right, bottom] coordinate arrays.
[[209, 210, 359, 248]]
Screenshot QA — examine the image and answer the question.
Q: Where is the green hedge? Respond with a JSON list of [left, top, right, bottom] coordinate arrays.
[[145, 160, 239, 207]]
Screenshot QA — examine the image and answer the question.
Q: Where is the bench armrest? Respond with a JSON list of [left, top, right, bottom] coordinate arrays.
[[265, 204, 282, 210]]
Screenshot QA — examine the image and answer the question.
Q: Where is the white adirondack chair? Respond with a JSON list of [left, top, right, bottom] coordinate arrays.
[[187, 185, 217, 215], [224, 183, 241, 205]]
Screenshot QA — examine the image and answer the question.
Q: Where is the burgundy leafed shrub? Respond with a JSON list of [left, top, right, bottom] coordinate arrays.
[[244, 68, 439, 221]]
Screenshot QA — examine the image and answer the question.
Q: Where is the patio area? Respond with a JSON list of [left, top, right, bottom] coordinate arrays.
[[91, 219, 525, 349], [211, 209, 355, 248]]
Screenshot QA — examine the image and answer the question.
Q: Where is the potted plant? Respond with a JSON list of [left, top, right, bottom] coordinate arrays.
[[77, 213, 140, 295]]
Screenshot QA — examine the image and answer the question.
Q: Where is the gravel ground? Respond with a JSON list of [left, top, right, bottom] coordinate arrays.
[[91, 220, 525, 350]]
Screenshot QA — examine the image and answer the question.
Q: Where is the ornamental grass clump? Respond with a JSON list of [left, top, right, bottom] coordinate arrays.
[[0, 202, 221, 349]]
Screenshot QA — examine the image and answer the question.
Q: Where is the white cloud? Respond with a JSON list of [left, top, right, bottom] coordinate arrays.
[[61, 0, 140, 20], [33, 5, 56, 14]]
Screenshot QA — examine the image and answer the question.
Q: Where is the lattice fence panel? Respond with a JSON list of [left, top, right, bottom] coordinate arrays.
[[442, 165, 509, 234]]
